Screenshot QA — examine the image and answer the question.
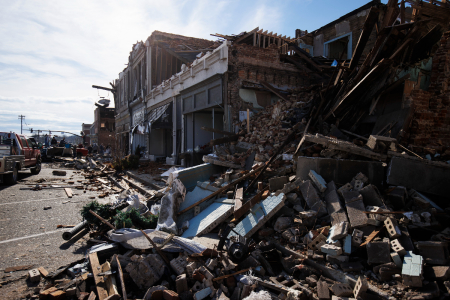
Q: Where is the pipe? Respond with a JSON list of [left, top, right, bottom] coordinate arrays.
[[62, 220, 88, 241]]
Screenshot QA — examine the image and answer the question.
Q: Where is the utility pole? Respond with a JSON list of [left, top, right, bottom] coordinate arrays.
[[18, 115, 25, 134]]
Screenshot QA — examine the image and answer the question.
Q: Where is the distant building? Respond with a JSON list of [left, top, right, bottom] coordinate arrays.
[[90, 106, 115, 148], [81, 123, 92, 145]]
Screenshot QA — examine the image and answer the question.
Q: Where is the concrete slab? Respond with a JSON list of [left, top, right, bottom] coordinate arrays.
[[387, 157, 450, 198], [299, 180, 327, 216], [297, 156, 385, 187]]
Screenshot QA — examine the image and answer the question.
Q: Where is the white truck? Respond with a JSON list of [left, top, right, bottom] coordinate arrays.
[[0, 132, 42, 184]]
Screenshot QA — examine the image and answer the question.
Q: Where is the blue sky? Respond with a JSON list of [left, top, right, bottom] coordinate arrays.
[[0, 0, 387, 135]]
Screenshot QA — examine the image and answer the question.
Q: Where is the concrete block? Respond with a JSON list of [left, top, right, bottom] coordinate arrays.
[[338, 183, 353, 198], [308, 233, 327, 251], [299, 180, 327, 216], [384, 217, 401, 239], [186, 261, 200, 278], [353, 180, 363, 191], [351, 229, 363, 246], [391, 252, 402, 268], [402, 251, 423, 287], [269, 176, 288, 191], [353, 276, 368, 298], [330, 283, 353, 297], [274, 216, 292, 232], [191, 281, 203, 293], [387, 186, 407, 210], [330, 210, 349, 226], [170, 254, 189, 275], [199, 266, 214, 280], [390, 239, 406, 256], [416, 241, 449, 265], [324, 186, 343, 215], [367, 241, 391, 264], [194, 287, 212, 300], [330, 222, 349, 240], [317, 280, 330, 300], [343, 234, 352, 255], [306, 276, 318, 287], [387, 156, 450, 198], [176, 274, 188, 294], [28, 268, 40, 282], [205, 258, 217, 271], [296, 156, 385, 188], [342, 192, 368, 228], [424, 266, 450, 281], [321, 244, 342, 256], [360, 184, 384, 207], [309, 170, 327, 193], [125, 254, 165, 290], [351, 172, 369, 185], [228, 193, 286, 239]]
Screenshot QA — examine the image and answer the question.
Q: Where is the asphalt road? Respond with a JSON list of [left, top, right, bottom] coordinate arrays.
[[0, 163, 103, 299]]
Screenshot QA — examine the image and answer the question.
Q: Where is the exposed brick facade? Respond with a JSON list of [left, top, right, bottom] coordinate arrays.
[[407, 31, 450, 147], [227, 43, 310, 124]]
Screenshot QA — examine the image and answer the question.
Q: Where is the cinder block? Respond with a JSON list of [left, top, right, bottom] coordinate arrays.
[[351, 229, 363, 246], [343, 234, 352, 255], [367, 241, 391, 264], [384, 217, 401, 239], [176, 274, 188, 294], [324, 188, 343, 215], [309, 170, 327, 193], [308, 233, 327, 251], [320, 244, 342, 256], [390, 239, 406, 256], [193, 287, 211, 300], [416, 241, 449, 265], [330, 283, 353, 297], [342, 192, 368, 228], [353, 276, 368, 298], [186, 261, 201, 278], [330, 210, 349, 227], [299, 180, 327, 216], [360, 184, 384, 207], [28, 268, 40, 282], [199, 266, 214, 280], [329, 222, 349, 240], [391, 252, 402, 268], [338, 183, 353, 198], [170, 254, 189, 275], [317, 280, 330, 300]]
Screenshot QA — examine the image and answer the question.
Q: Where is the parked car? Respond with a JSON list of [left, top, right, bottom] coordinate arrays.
[[0, 132, 42, 184]]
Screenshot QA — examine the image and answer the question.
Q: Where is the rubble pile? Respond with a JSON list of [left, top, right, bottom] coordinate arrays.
[[16, 2, 450, 300]]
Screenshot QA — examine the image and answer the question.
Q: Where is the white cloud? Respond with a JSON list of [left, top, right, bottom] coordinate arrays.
[[0, 0, 287, 134]]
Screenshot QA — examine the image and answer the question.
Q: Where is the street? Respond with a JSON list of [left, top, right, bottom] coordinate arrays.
[[0, 163, 99, 299]]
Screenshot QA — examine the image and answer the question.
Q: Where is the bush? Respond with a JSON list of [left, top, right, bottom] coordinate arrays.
[[81, 201, 113, 225], [113, 208, 158, 229]]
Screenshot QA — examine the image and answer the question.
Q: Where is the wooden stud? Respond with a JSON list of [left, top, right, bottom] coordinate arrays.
[[89, 252, 109, 300], [64, 188, 72, 198]]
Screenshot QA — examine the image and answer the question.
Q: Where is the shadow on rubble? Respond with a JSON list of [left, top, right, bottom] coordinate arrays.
[[59, 228, 90, 254]]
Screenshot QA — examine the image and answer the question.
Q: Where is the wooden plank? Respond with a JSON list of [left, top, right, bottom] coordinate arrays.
[[289, 45, 323, 72], [38, 267, 49, 277], [349, 7, 380, 71], [360, 228, 382, 247], [202, 156, 241, 169], [101, 261, 118, 297], [115, 255, 127, 300], [87, 291, 96, 300], [89, 252, 109, 300], [213, 267, 253, 281], [177, 165, 264, 215], [234, 27, 259, 44], [89, 210, 116, 230], [234, 187, 243, 215], [64, 188, 73, 198], [260, 81, 288, 101], [232, 187, 268, 221]]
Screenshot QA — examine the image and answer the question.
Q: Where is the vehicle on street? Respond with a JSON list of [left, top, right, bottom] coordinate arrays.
[[0, 132, 42, 184]]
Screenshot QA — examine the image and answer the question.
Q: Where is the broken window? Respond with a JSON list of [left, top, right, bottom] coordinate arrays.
[[324, 33, 352, 60]]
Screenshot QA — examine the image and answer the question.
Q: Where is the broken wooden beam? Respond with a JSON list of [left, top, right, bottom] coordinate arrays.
[[89, 252, 109, 300]]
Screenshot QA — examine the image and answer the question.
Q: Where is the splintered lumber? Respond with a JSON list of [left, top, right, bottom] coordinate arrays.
[[349, 7, 380, 70], [115, 255, 127, 300], [177, 165, 264, 215], [202, 155, 241, 168], [201, 127, 234, 136], [213, 267, 252, 281], [101, 261, 118, 296], [88, 291, 96, 300], [4, 265, 33, 273], [89, 252, 109, 300], [64, 188, 73, 198], [232, 187, 268, 221], [139, 230, 172, 268], [260, 81, 289, 101]]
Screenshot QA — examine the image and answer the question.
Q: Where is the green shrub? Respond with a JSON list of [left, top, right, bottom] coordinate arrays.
[[113, 208, 158, 229]]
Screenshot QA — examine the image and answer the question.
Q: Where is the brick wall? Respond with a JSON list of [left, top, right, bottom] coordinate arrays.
[[407, 31, 450, 147], [227, 43, 310, 124]]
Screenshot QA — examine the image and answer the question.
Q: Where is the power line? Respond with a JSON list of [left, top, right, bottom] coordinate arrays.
[[18, 115, 25, 134]]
